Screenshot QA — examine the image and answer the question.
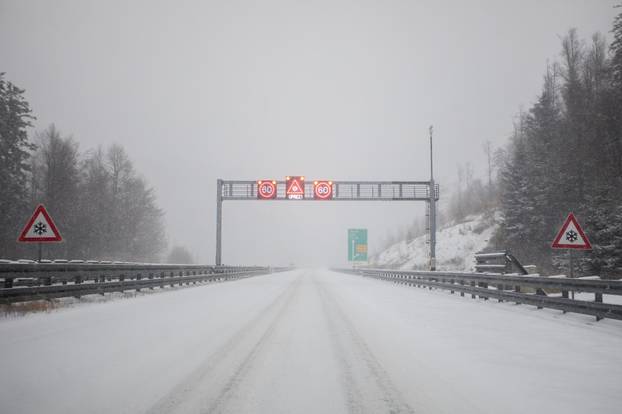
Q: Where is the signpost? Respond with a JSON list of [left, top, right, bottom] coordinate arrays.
[[348, 228, 368, 263], [551, 213, 592, 250], [215, 179, 439, 266], [18, 204, 63, 262], [214, 125, 437, 266], [552, 212, 591, 299]]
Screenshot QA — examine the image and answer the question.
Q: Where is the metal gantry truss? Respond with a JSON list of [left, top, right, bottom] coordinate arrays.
[[215, 179, 439, 265], [219, 180, 438, 201]]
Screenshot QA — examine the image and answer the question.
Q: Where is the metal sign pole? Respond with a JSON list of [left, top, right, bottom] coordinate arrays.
[[429, 126, 437, 271], [569, 250, 575, 299], [216, 179, 223, 266], [551, 212, 592, 301]]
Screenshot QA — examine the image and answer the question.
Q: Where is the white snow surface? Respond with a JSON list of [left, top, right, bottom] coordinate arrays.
[[373, 212, 499, 271], [1, 269, 622, 414]]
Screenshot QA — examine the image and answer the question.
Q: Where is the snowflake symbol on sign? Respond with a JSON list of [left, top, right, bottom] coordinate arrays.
[[34, 222, 47, 235], [565, 230, 578, 242]]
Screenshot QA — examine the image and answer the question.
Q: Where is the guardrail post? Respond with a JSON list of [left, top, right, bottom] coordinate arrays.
[[98, 275, 105, 295], [536, 288, 546, 309], [4, 278, 13, 288], [595, 293, 603, 321], [479, 282, 489, 300]]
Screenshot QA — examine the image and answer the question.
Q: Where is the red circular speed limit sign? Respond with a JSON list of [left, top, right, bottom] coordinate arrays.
[[313, 181, 333, 200], [257, 180, 277, 199]]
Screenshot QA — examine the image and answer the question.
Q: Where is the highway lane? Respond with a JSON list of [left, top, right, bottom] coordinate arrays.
[[1, 268, 621, 413]]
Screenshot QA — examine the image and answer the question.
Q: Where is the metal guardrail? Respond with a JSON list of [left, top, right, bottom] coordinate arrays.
[[335, 268, 622, 321], [474, 251, 529, 275], [0, 262, 291, 304]]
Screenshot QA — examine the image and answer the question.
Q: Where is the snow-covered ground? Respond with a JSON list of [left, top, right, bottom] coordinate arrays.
[[373, 212, 499, 271], [1, 268, 621, 414]]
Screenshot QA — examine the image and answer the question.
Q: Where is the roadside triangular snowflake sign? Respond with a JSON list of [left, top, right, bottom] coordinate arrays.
[[18, 204, 63, 242], [551, 212, 591, 250]]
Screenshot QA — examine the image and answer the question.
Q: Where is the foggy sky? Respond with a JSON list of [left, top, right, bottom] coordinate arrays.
[[0, 0, 618, 265]]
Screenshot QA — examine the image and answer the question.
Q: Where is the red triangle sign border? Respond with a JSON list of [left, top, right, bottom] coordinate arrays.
[[551, 212, 591, 250], [18, 204, 63, 243], [286, 179, 304, 195]]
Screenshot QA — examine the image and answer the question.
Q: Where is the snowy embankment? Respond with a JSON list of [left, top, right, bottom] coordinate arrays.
[[373, 212, 499, 271]]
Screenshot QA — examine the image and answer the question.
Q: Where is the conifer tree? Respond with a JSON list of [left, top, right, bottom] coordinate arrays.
[[0, 74, 35, 257]]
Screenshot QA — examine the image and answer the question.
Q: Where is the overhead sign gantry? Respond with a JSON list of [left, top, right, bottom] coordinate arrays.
[[215, 177, 439, 267]]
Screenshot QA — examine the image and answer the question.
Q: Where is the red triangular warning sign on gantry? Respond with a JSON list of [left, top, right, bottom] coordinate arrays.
[[288, 181, 302, 193], [18, 204, 63, 242], [286, 178, 304, 195], [552, 212, 591, 250]]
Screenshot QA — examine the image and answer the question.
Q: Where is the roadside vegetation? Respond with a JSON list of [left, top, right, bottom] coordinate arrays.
[[0, 74, 168, 261], [379, 8, 622, 277]]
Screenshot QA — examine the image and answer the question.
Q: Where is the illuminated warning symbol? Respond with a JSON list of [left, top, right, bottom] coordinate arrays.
[[313, 180, 333, 200], [286, 176, 305, 200], [18, 204, 63, 242], [552, 213, 592, 250], [257, 180, 277, 200]]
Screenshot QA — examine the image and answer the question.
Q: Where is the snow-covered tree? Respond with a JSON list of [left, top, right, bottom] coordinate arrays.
[[498, 22, 622, 276], [0, 74, 35, 257]]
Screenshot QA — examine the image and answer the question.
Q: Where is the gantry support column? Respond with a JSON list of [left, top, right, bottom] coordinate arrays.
[[429, 180, 437, 271], [428, 126, 436, 271], [216, 179, 223, 266]]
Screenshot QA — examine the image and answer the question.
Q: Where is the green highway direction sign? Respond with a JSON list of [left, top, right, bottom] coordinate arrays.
[[348, 228, 368, 262]]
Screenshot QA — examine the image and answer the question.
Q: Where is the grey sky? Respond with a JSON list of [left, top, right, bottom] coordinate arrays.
[[1, 0, 618, 265]]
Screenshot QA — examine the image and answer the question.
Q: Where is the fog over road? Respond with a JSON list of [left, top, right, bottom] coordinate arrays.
[[1, 269, 621, 414]]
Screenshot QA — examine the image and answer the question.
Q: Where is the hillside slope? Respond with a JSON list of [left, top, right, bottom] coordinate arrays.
[[372, 212, 499, 271]]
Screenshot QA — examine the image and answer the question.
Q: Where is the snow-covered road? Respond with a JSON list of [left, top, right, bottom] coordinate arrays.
[[1, 269, 622, 414]]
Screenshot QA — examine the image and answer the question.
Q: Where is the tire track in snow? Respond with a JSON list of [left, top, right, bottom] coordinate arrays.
[[201, 272, 303, 413], [314, 275, 415, 414], [145, 272, 303, 414]]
